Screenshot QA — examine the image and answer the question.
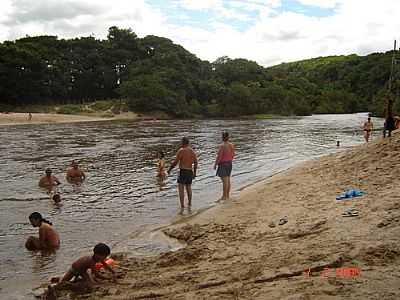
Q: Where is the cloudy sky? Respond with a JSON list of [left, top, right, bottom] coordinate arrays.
[[0, 0, 399, 66]]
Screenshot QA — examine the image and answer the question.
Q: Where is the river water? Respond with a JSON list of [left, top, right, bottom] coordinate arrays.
[[0, 113, 382, 299]]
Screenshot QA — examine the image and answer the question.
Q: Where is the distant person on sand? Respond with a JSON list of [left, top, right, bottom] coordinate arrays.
[[66, 160, 86, 183], [39, 168, 61, 191], [25, 212, 60, 251], [168, 137, 198, 210], [60, 243, 116, 285], [383, 113, 396, 138], [156, 151, 167, 181], [214, 132, 235, 200], [362, 116, 373, 142], [28, 112, 32, 121]]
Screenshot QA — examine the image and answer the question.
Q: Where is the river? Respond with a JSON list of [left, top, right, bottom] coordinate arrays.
[[0, 113, 382, 299]]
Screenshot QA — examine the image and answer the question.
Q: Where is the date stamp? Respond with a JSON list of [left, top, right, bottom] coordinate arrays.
[[304, 267, 361, 278]]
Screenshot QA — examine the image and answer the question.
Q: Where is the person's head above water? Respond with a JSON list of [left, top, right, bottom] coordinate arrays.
[[93, 243, 111, 261], [368, 117, 371, 121], [52, 194, 61, 203], [45, 168, 52, 176], [158, 151, 165, 159], [29, 212, 52, 227], [71, 160, 79, 169], [222, 131, 229, 142], [181, 137, 189, 146]]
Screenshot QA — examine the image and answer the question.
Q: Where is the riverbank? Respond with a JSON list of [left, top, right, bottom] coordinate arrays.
[[47, 130, 400, 299], [0, 112, 138, 126]]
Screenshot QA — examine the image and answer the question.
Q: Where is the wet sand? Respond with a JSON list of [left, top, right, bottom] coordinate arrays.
[[47, 131, 400, 299], [0, 112, 137, 126]]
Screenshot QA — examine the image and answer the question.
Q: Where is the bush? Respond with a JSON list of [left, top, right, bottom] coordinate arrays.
[[89, 100, 114, 111], [57, 104, 82, 114]]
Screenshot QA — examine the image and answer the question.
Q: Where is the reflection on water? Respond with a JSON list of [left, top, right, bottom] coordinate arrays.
[[0, 113, 382, 298]]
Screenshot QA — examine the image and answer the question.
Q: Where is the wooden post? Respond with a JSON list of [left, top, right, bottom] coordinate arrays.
[[387, 40, 397, 117]]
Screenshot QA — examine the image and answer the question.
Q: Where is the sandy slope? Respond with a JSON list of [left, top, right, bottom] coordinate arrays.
[[0, 112, 137, 126], [51, 131, 400, 300]]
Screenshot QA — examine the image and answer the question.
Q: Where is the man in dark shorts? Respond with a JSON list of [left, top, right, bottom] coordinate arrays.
[[168, 137, 198, 209]]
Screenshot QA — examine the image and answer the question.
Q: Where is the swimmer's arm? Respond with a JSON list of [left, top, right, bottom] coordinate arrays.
[[193, 151, 198, 177], [168, 150, 181, 174], [81, 171, 86, 180], [214, 146, 223, 169], [54, 176, 61, 185], [38, 227, 47, 249]]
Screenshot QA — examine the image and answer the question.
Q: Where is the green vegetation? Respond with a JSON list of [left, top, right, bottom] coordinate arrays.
[[1, 26, 399, 117]]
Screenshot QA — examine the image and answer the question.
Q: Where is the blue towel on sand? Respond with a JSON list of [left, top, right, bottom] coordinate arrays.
[[336, 189, 365, 200]]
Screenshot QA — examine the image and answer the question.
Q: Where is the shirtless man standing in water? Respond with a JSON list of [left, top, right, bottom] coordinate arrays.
[[363, 116, 373, 142], [168, 137, 198, 210], [66, 160, 86, 182], [39, 168, 61, 191]]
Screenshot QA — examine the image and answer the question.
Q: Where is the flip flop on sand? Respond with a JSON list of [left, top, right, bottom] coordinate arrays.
[[342, 210, 359, 217], [278, 217, 288, 225]]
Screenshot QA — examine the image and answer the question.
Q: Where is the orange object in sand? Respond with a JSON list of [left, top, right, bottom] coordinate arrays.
[[94, 258, 116, 270]]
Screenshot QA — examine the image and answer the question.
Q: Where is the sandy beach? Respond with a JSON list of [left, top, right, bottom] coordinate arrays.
[[0, 112, 138, 126], [46, 131, 400, 300]]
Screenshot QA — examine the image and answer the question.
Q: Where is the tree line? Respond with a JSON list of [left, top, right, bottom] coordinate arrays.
[[0, 26, 398, 117]]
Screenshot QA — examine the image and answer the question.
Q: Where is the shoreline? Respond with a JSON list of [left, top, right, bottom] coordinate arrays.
[[48, 130, 400, 299], [0, 112, 138, 126]]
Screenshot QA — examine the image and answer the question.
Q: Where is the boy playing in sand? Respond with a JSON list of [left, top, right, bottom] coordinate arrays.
[[60, 243, 116, 285]]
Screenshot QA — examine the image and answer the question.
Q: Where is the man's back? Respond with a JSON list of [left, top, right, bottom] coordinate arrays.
[[177, 147, 197, 170]]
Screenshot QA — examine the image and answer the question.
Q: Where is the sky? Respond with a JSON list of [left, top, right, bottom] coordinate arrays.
[[0, 0, 399, 66]]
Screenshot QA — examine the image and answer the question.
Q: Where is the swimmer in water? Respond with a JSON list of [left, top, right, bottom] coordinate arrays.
[[39, 168, 61, 192], [156, 151, 167, 181], [60, 243, 116, 286], [52, 193, 61, 204], [25, 212, 60, 251], [66, 160, 86, 183]]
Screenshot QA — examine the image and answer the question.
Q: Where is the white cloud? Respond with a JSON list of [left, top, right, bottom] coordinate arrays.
[[180, 0, 222, 10], [297, 0, 341, 8]]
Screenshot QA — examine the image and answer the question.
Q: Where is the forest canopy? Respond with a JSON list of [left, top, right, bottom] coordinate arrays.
[[0, 26, 398, 117]]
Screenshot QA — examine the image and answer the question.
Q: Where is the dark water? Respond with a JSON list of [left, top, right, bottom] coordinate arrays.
[[0, 113, 382, 299]]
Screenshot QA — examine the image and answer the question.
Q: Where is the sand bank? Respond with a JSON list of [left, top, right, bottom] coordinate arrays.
[[0, 112, 138, 126], [48, 131, 400, 300]]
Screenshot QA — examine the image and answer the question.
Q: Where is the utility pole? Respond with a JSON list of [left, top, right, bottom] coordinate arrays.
[[387, 40, 398, 116]]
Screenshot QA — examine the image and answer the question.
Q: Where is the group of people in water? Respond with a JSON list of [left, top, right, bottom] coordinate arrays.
[[25, 132, 235, 293]]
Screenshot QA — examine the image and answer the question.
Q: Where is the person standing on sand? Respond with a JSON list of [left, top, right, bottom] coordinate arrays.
[[168, 137, 198, 210], [362, 116, 373, 142], [39, 168, 61, 191], [383, 113, 396, 138], [66, 160, 86, 183], [214, 132, 235, 200], [28, 112, 32, 121]]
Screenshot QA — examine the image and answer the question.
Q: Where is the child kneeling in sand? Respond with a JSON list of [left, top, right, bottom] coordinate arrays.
[[60, 243, 116, 285]]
